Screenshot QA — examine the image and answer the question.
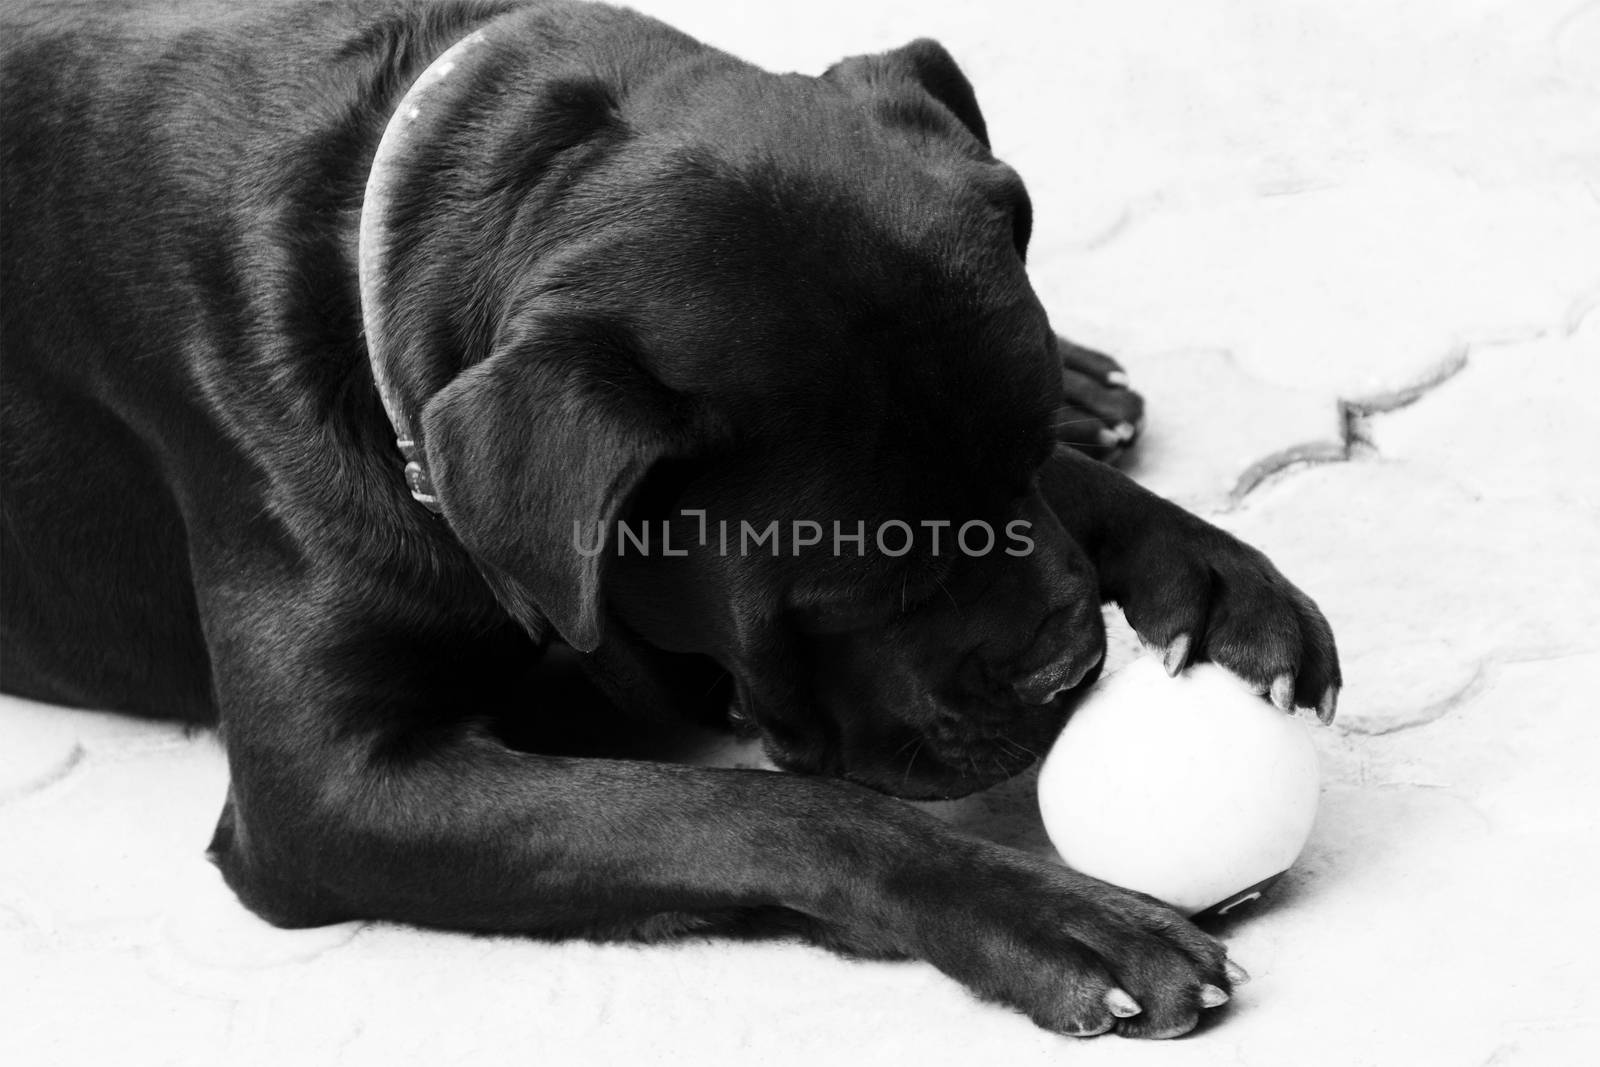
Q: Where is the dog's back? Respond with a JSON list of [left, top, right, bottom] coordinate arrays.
[[0, 0, 526, 716]]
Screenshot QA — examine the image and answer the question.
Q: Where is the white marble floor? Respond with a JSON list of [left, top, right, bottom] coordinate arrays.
[[4, 1, 1598, 1063]]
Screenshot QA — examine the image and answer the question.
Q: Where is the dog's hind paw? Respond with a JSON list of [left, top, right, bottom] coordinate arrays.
[[1052, 335, 1144, 463]]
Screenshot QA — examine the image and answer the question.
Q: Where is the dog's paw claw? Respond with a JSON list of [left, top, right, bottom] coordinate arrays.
[[1269, 673, 1295, 712], [1163, 633, 1191, 677], [1317, 685, 1339, 724], [1106, 987, 1142, 1017], [1115, 522, 1341, 724]]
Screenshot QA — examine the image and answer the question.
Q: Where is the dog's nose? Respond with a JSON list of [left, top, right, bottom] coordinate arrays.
[[1009, 608, 1105, 705]]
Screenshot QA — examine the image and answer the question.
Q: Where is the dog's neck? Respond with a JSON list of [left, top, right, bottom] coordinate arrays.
[[357, 30, 491, 515]]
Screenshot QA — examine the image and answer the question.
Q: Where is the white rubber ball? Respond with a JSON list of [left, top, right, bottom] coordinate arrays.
[[1038, 656, 1321, 918]]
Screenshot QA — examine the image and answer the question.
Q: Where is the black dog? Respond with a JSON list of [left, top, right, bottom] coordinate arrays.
[[0, 0, 1339, 1039]]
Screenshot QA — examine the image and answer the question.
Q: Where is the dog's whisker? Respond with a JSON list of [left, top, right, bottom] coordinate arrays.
[[998, 736, 1038, 761], [889, 734, 922, 761], [901, 738, 927, 790]]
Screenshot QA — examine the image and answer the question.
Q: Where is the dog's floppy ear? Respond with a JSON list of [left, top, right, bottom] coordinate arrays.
[[421, 318, 695, 653], [823, 38, 990, 149]]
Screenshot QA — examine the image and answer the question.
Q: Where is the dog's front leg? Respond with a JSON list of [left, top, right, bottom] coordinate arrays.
[[1039, 445, 1341, 716], [202, 582, 1237, 1038]]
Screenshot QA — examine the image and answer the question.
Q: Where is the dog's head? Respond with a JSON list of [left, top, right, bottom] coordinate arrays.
[[377, 30, 1104, 799]]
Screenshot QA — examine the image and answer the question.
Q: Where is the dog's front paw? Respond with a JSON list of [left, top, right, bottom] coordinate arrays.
[[1114, 518, 1341, 721], [1053, 336, 1143, 462], [909, 845, 1241, 1038]]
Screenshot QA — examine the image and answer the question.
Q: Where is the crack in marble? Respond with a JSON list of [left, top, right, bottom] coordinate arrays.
[[0, 741, 86, 806], [1499, 646, 1600, 667], [1340, 658, 1490, 737], [1339, 346, 1473, 451], [1562, 286, 1600, 335], [1342, 649, 1599, 752], [1554, 0, 1600, 86], [1219, 281, 1600, 510], [153, 917, 371, 971], [1222, 347, 1472, 507], [1225, 440, 1350, 505], [1075, 203, 1136, 252]]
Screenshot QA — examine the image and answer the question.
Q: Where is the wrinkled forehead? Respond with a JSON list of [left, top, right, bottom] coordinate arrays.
[[606, 146, 1056, 428], [543, 112, 1062, 525]]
